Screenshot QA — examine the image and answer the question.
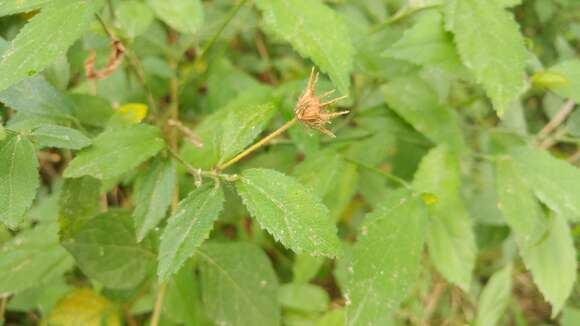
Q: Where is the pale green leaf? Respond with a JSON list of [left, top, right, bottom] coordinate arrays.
[[383, 76, 465, 152], [147, 0, 204, 34], [181, 85, 272, 169], [475, 264, 513, 326], [133, 159, 176, 242], [279, 283, 329, 313], [511, 146, 580, 222], [445, 0, 527, 115], [163, 261, 206, 325], [254, 0, 354, 94], [158, 184, 224, 281], [58, 176, 101, 240], [292, 254, 324, 284], [198, 242, 280, 326], [497, 158, 577, 316], [116, 0, 154, 38], [0, 0, 100, 92], [64, 124, 165, 180], [548, 60, 580, 102], [384, 11, 463, 72], [346, 190, 427, 326], [0, 134, 39, 228], [220, 102, 276, 163], [31, 124, 91, 150], [561, 307, 580, 326], [496, 158, 547, 249], [63, 210, 157, 289], [0, 0, 50, 16], [293, 149, 343, 197], [520, 214, 577, 317], [236, 168, 341, 257], [317, 309, 345, 326], [0, 76, 74, 120], [0, 223, 73, 294], [496, 0, 522, 8], [413, 145, 476, 291]]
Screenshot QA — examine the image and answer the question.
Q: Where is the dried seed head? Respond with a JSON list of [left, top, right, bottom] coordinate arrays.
[[294, 67, 349, 137]]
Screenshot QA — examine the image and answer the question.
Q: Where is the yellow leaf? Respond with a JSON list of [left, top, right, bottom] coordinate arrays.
[[531, 71, 569, 89], [47, 288, 120, 326], [116, 103, 148, 123]]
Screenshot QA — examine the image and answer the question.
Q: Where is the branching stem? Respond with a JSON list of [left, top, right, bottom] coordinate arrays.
[[218, 118, 298, 171]]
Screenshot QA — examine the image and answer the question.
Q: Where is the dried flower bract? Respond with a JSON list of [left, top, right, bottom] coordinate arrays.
[[294, 67, 349, 137]]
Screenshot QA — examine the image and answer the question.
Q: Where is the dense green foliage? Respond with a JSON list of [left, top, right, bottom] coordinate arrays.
[[0, 0, 579, 325]]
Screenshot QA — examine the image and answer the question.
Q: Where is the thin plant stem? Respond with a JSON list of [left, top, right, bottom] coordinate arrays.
[[197, 0, 249, 62], [342, 156, 412, 189], [536, 99, 575, 141], [218, 118, 298, 171], [370, 2, 443, 33], [150, 283, 167, 326]]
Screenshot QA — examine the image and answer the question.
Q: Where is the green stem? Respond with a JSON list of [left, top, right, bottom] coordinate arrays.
[[370, 2, 443, 33], [217, 118, 298, 171], [343, 157, 411, 189], [197, 0, 249, 62]]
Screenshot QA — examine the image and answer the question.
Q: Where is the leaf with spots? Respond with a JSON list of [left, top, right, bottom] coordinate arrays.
[[64, 124, 165, 180], [0, 134, 39, 228], [0, 0, 100, 92], [236, 168, 341, 257], [346, 189, 427, 326], [254, 0, 354, 94], [198, 242, 280, 326], [445, 0, 528, 116], [158, 184, 224, 282]]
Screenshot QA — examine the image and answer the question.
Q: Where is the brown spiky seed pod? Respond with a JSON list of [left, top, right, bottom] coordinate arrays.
[[294, 67, 349, 137]]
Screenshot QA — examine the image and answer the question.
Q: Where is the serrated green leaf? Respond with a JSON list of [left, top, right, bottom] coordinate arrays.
[[63, 210, 156, 289], [384, 11, 463, 72], [133, 159, 176, 242], [496, 158, 547, 249], [511, 146, 580, 222], [0, 77, 74, 120], [0, 134, 39, 228], [236, 168, 341, 257], [521, 214, 576, 317], [346, 190, 427, 326], [158, 184, 224, 281], [548, 60, 580, 102], [279, 283, 329, 313], [0, 0, 100, 92], [116, 0, 154, 38], [475, 264, 512, 326], [413, 145, 476, 291], [0, 0, 50, 16], [496, 158, 577, 316], [254, 0, 354, 94], [64, 124, 165, 180], [147, 0, 204, 34], [445, 0, 527, 115], [31, 124, 91, 150], [181, 85, 272, 169], [220, 102, 276, 163], [0, 223, 73, 295], [58, 176, 101, 240], [198, 242, 280, 326], [383, 76, 465, 152]]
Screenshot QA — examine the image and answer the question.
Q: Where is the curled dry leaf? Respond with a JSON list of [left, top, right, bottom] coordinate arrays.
[[85, 39, 125, 80], [294, 67, 349, 137]]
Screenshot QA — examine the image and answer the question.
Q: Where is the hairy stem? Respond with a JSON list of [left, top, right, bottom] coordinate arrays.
[[218, 118, 298, 171]]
